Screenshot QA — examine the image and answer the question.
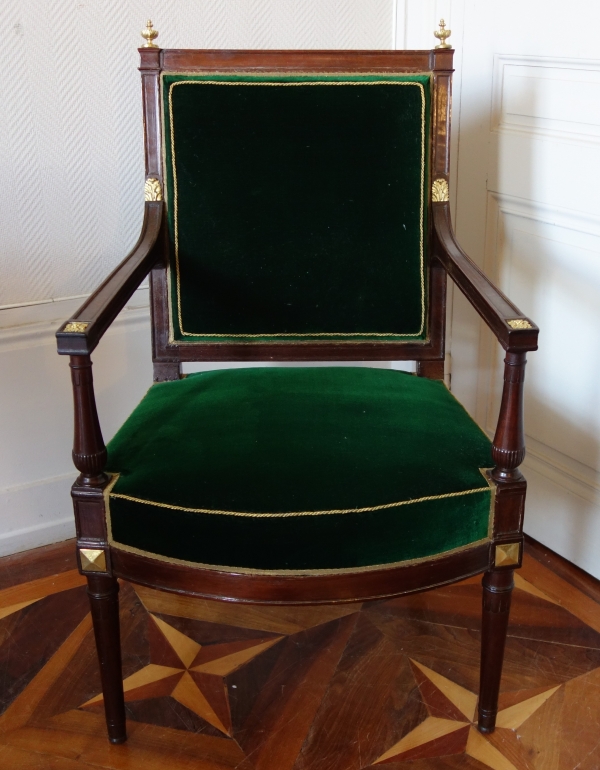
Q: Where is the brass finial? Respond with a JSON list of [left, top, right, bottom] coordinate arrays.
[[434, 19, 452, 49], [141, 19, 159, 48]]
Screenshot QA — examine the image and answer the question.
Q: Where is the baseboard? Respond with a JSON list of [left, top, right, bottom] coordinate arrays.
[[524, 534, 600, 605], [522, 461, 600, 581], [0, 538, 77, 590], [0, 473, 76, 557]]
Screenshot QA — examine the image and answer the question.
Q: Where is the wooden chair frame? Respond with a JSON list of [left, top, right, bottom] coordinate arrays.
[[56, 47, 538, 745]]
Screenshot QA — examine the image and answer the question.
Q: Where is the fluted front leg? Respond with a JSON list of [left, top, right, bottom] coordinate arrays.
[[478, 569, 514, 732], [87, 575, 126, 743]]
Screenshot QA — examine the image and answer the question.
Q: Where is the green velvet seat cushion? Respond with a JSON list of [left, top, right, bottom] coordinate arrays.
[[162, 73, 430, 343], [106, 367, 493, 573]]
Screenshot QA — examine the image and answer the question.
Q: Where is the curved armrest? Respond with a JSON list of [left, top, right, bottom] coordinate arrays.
[[433, 204, 538, 352], [56, 201, 164, 355]]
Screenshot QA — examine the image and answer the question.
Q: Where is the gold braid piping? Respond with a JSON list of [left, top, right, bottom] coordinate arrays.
[[167, 77, 426, 340]]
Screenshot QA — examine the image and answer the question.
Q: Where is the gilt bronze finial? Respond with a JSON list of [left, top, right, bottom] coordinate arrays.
[[141, 19, 159, 48], [434, 19, 452, 49]]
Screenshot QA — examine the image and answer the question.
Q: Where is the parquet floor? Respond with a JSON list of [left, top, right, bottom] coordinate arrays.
[[0, 541, 599, 769]]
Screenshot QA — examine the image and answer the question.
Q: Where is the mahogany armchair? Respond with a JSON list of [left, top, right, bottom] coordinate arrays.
[[56, 40, 538, 745]]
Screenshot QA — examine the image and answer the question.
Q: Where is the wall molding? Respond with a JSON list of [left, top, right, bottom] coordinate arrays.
[[475, 420, 600, 509], [0, 302, 150, 355], [485, 191, 600, 236], [492, 53, 600, 147], [0, 285, 149, 334], [524, 439, 600, 507]]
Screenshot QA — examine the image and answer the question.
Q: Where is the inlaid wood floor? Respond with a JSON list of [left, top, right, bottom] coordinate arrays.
[[0, 540, 599, 769]]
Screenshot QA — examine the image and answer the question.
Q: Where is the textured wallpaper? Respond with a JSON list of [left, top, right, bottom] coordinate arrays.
[[0, 0, 394, 307]]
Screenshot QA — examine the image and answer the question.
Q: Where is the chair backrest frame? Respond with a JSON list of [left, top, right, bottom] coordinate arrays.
[[140, 48, 454, 375]]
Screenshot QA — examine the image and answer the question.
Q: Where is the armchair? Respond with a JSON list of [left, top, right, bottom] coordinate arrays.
[[56, 38, 538, 746]]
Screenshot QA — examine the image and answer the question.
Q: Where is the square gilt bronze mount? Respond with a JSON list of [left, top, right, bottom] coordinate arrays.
[[495, 542, 521, 568], [79, 548, 107, 573]]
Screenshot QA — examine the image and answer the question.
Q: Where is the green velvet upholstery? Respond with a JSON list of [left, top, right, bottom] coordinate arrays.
[[106, 368, 493, 573], [162, 73, 430, 343]]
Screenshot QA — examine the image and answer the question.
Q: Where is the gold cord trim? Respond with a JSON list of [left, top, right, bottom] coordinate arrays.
[[109, 484, 490, 518], [166, 76, 426, 341]]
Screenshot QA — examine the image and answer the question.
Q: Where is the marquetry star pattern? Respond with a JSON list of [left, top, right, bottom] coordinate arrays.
[[82, 612, 283, 736], [373, 659, 560, 768]]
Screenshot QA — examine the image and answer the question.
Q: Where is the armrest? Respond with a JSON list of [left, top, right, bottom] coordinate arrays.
[[433, 204, 538, 353], [56, 201, 164, 355]]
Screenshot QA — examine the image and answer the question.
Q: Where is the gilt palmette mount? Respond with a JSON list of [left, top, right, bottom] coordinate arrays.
[[144, 178, 163, 201], [431, 178, 449, 202]]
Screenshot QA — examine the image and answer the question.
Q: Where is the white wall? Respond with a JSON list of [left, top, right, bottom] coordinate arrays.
[[0, 290, 152, 555], [3, 0, 600, 580], [439, 0, 600, 579]]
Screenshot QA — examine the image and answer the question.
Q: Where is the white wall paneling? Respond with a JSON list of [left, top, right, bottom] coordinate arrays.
[[485, 51, 600, 577], [489, 55, 600, 216], [446, 1, 600, 576], [492, 55, 600, 145], [477, 194, 600, 577]]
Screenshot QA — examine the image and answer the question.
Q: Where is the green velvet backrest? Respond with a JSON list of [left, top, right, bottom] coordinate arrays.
[[161, 72, 430, 344]]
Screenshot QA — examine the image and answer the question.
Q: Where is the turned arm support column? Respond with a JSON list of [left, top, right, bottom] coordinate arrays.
[[491, 351, 527, 483], [69, 355, 107, 487]]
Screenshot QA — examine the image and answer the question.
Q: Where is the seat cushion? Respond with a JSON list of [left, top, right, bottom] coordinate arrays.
[[105, 367, 493, 573]]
